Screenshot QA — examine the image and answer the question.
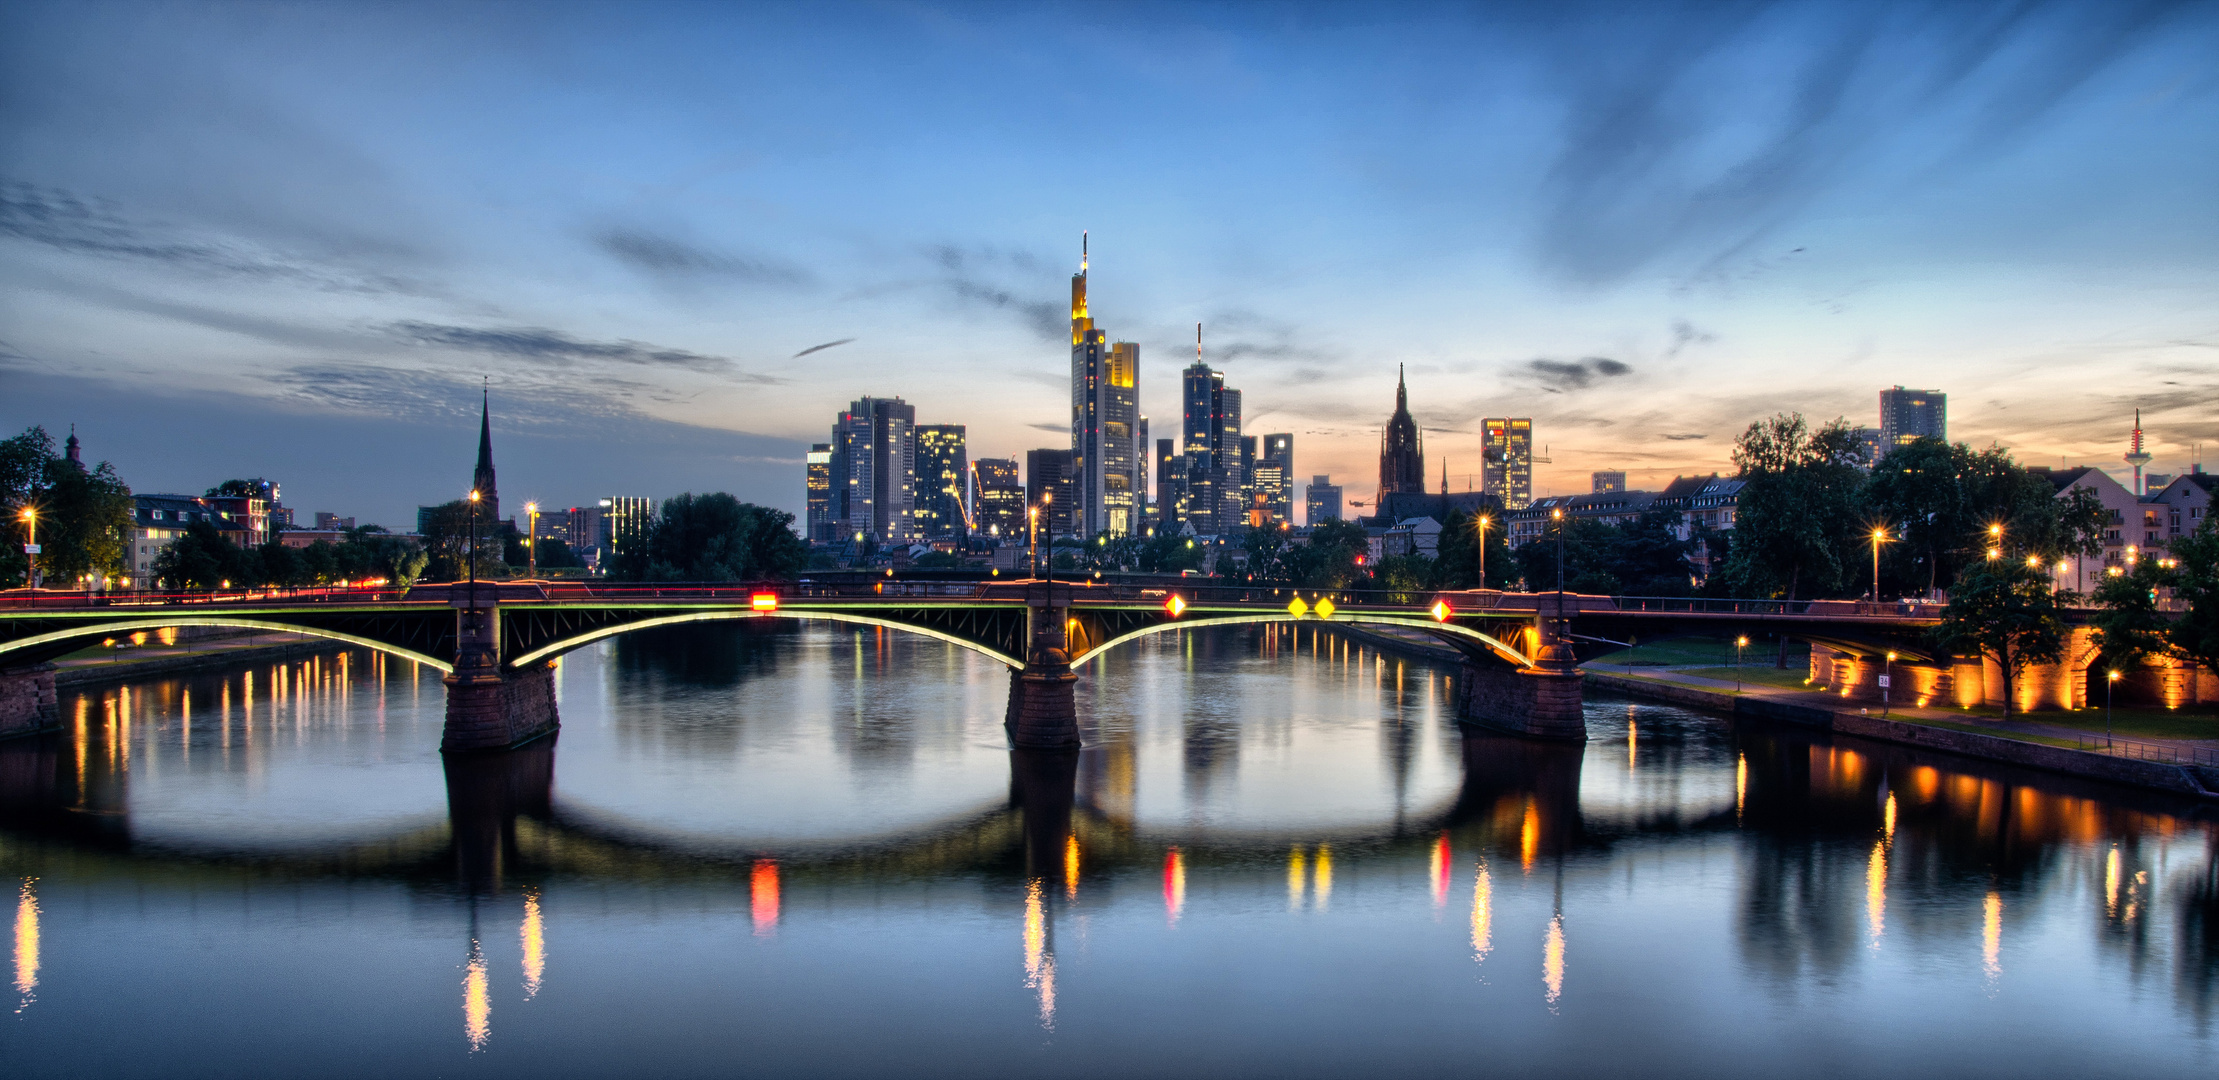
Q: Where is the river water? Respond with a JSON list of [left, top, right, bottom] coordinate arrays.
[[2, 623, 2214, 1078]]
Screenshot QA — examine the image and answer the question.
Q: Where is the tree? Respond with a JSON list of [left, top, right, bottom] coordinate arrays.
[[1434, 507, 1515, 590], [1721, 413, 1869, 603], [1513, 517, 1620, 594], [150, 521, 249, 590], [1866, 438, 2103, 596], [1283, 518, 1368, 590], [1132, 529, 1204, 574], [417, 500, 503, 581], [2166, 514, 2219, 682], [1933, 558, 2068, 720], [0, 425, 134, 588], [2090, 558, 2175, 671], [606, 493, 806, 581]]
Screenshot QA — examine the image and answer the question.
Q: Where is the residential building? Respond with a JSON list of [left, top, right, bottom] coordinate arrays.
[[915, 424, 969, 538], [313, 512, 356, 531], [1879, 386, 1946, 448], [1851, 427, 1887, 465], [278, 529, 352, 550], [564, 505, 607, 567], [973, 458, 1024, 540], [128, 494, 237, 584], [1026, 449, 1076, 537], [204, 492, 274, 544], [1481, 418, 1534, 510], [829, 396, 918, 544], [805, 443, 836, 542], [2148, 469, 2213, 550], [2029, 466, 2142, 594], [1592, 470, 1626, 494], [1378, 366, 1425, 497], [1068, 236, 1142, 537], [1306, 475, 1344, 525]]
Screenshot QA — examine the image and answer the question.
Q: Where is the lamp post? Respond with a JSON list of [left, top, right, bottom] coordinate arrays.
[[18, 506, 35, 589], [467, 489, 481, 611], [2106, 669, 2120, 749], [1476, 513, 1491, 588], [1042, 491, 1054, 591], [1028, 505, 1040, 579], [1883, 651, 1896, 717], [1869, 527, 1888, 605], [525, 502, 538, 578], [1735, 635, 1748, 694]]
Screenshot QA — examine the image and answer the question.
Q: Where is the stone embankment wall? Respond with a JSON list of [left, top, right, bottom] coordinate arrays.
[[1810, 634, 2219, 712], [0, 664, 59, 739]]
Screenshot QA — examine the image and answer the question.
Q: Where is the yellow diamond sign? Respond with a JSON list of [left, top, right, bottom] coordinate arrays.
[[1314, 597, 1337, 619], [1287, 597, 1309, 617]]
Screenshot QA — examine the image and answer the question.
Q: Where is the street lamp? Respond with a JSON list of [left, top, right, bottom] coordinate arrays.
[[1869, 526, 1889, 604], [1476, 514, 1491, 588], [1735, 635, 1749, 693], [525, 502, 539, 578], [1884, 651, 1897, 717], [2106, 669, 2120, 749], [1028, 506, 1040, 578], [17, 506, 36, 589], [467, 489, 481, 611]]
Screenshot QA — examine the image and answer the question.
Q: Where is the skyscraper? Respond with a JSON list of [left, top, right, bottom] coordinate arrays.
[[1378, 366, 1424, 498], [1879, 386, 1946, 447], [914, 424, 969, 538], [829, 396, 918, 544], [1260, 433, 1294, 524], [1155, 438, 1188, 532], [1026, 448, 1076, 536], [1069, 235, 1142, 537], [1481, 418, 1534, 510], [973, 458, 1024, 539], [600, 496, 651, 559], [1214, 387, 1244, 533], [1306, 475, 1343, 526], [805, 443, 835, 542]]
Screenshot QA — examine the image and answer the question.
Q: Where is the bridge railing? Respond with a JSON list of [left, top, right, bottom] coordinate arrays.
[[0, 585, 413, 609]]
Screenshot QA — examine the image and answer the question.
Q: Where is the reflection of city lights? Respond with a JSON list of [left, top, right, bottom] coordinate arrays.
[[1023, 879, 1056, 1030], [1288, 846, 1307, 909], [1865, 841, 1887, 948], [14, 878, 37, 1012], [520, 889, 545, 999], [1543, 914, 1565, 1009], [751, 860, 780, 936], [1314, 845, 1333, 909], [1164, 848, 1186, 923], [1065, 835, 1081, 900], [1982, 892, 2002, 984], [1883, 792, 1897, 841], [2104, 848, 2120, 918], [1520, 801, 1539, 873], [1429, 833, 1451, 908], [1469, 862, 1493, 965], [1735, 755, 1748, 820], [463, 939, 490, 1051]]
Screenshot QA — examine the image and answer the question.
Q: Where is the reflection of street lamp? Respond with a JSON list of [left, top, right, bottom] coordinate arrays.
[[2106, 669, 2120, 749], [1735, 635, 1749, 693]]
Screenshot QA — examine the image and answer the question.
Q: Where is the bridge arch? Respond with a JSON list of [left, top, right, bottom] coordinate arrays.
[[0, 617, 456, 673], [1073, 614, 1534, 669], [505, 610, 1025, 670]]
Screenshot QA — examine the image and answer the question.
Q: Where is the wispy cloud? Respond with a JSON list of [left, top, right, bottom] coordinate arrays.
[[594, 227, 812, 286], [792, 338, 854, 358], [1520, 356, 1633, 392], [383, 321, 780, 382]]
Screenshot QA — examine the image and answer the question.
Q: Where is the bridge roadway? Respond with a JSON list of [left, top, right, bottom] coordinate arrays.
[[0, 578, 1946, 749]]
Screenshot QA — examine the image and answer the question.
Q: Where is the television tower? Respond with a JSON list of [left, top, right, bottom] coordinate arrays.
[[2124, 410, 2154, 495]]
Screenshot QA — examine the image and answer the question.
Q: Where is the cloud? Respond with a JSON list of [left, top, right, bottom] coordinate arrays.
[[383, 321, 780, 383], [0, 179, 426, 295], [948, 278, 1064, 343], [594, 227, 811, 286], [1662, 432, 1708, 441], [1026, 422, 1068, 433], [1665, 319, 1718, 357], [792, 338, 855, 358], [1520, 356, 1633, 392]]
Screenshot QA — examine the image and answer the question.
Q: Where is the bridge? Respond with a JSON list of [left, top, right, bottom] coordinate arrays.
[[0, 578, 1948, 750]]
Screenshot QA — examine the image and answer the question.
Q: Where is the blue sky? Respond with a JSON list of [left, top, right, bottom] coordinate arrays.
[[3, 1, 2216, 527]]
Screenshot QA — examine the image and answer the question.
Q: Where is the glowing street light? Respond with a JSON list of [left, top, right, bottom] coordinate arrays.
[[17, 506, 37, 589], [1883, 651, 1898, 717], [1869, 526, 1890, 604], [1735, 635, 1749, 694], [525, 502, 539, 578], [2105, 669, 2121, 748], [1476, 513, 1492, 588]]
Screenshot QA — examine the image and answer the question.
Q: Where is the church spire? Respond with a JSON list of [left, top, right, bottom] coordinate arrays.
[[473, 383, 499, 521]]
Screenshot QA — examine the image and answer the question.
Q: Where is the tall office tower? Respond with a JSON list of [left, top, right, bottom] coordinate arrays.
[[805, 443, 835, 542], [1306, 475, 1344, 526], [1260, 433, 1294, 523], [829, 396, 918, 544], [1181, 354, 1222, 531], [1155, 438, 1189, 531], [973, 458, 1024, 539], [1251, 458, 1287, 526], [1215, 388, 1245, 533], [914, 424, 969, 538], [600, 497, 651, 559], [1378, 366, 1425, 497], [1026, 449, 1076, 536], [1592, 470, 1625, 494], [565, 505, 606, 566], [1481, 417, 1535, 510], [1068, 235, 1143, 537], [1879, 386, 1946, 447], [1136, 415, 1150, 524]]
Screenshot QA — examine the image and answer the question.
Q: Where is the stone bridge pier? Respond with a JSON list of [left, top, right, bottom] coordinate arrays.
[[1455, 614, 1586, 741], [0, 662, 60, 740], [442, 601, 561, 753], [1005, 584, 1081, 749]]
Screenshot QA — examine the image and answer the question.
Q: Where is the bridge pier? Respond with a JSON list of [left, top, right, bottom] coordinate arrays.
[[443, 739, 556, 892], [1009, 748, 1080, 880], [0, 663, 60, 741], [1457, 618, 1585, 740], [442, 602, 560, 753], [1005, 584, 1080, 749]]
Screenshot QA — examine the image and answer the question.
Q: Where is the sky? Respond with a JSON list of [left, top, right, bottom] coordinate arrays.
[[3, 0, 2217, 528]]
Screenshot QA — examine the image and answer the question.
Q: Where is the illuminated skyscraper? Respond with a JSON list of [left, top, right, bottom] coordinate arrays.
[[914, 424, 969, 538], [599, 496, 651, 559], [1259, 433, 1294, 524], [1879, 386, 1946, 447], [1378, 366, 1424, 498], [973, 458, 1023, 539], [1481, 418, 1534, 510], [829, 396, 917, 543], [1155, 438, 1188, 531], [1026, 448, 1076, 536], [1069, 234, 1142, 537], [1305, 475, 1343, 526], [805, 443, 835, 542]]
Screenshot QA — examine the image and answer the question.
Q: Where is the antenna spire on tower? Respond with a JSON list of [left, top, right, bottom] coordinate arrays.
[[1081, 230, 1088, 274]]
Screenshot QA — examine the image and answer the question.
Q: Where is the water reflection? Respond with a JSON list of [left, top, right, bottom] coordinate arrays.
[[0, 631, 2214, 1075]]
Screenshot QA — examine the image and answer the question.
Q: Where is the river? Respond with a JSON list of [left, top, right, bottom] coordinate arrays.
[[2, 622, 2213, 1078]]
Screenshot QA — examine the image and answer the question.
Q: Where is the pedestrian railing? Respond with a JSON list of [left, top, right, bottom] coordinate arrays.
[[2064, 733, 2219, 769]]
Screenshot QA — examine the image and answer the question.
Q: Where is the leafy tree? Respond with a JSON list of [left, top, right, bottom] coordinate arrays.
[[253, 539, 305, 586], [531, 537, 585, 570], [1434, 507, 1515, 590], [1933, 558, 2068, 720], [417, 499, 503, 581], [2166, 514, 2219, 681], [2090, 558, 2175, 671], [607, 493, 806, 581], [1866, 438, 2105, 596], [1284, 518, 1368, 590], [150, 521, 249, 589], [1130, 529, 1204, 574], [1513, 517, 1621, 594], [1721, 413, 1868, 603], [0, 425, 134, 588]]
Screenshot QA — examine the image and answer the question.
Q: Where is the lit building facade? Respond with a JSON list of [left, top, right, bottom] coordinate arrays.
[[1592, 470, 1625, 494], [1481, 417, 1534, 510], [600, 497, 651, 559], [1026, 449, 1076, 537], [805, 443, 835, 542], [1258, 433, 1294, 524], [914, 424, 969, 538], [973, 458, 1024, 539], [829, 396, 918, 544], [1068, 236, 1143, 537], [1879, 386, 1946, 447], [1305, 475, 1343, 525], [1177, 351, 1245, 534]]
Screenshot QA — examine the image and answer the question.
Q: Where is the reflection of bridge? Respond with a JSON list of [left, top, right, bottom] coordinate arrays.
[[0, 581, 1944, 749]]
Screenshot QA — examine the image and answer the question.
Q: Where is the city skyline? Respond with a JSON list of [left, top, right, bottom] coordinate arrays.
[[4, 3, 2218, 527]]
